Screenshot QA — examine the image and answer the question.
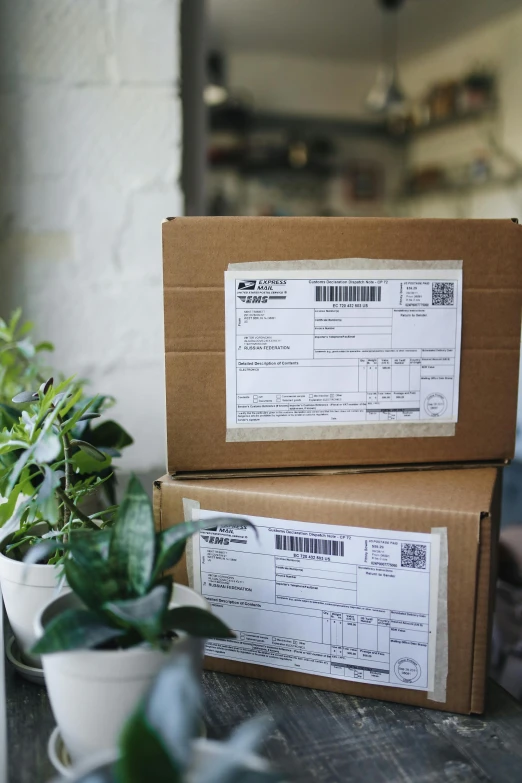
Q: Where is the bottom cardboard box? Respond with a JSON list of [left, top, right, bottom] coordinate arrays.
[[154, 468, 500, 715]]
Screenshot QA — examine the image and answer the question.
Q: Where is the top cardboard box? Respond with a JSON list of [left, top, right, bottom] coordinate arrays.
[[163, 217, 522, 475]]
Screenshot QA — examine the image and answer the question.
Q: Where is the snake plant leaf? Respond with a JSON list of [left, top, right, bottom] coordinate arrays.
[[69, 764, 115, 783], [194, 716, 277, 783], [109, 476, 155, 597], [70, 528, 112, 559], [153, 516, 255, 581], [144, 654, 201, 770], [32, 608, 124, 654], [164, 606, 234, 639], [103, 585, 170, 640], [117, 653, 199, 782], [70, 439, 107, 462], [117, 709, 180, 783], [66, 544, 125, 610]]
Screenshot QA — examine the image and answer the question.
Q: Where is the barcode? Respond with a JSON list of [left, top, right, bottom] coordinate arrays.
[[275, 534, 344, 556], [401, 543, 427, 569], [315, 285, 382, 303], [432, 282, 454, 306]]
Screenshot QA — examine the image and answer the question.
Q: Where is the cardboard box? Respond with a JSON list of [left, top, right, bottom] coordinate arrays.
[[154, 467, 500, 714], [163, 217, 522, 475]]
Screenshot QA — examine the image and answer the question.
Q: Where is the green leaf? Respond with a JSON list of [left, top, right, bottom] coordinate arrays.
[[71, 449, 112, 475], [5, 448, 33, 496], [58, 386, 84, 418], [39, 490, 59, 526], [78, 412, 101, 422], [32, 608, 125, 654], [164, 606, 234, 639], [16, 338, 36, 359], [89, 420, 133, 451], [71, 439, 107, 462], [117, 709, 180, 783], [16, 320, 34, 338], [23, 539, 65, 565], [33, 432, 61, 463], [143, 654, 201, 767], [12, 390, 38, 404], [68, 765, 113, 783], [195, 716, 277, 783], [103, 585, 170, 640], [0, 490, 35, 532], [153, 517, 254, 580], [0, 478, 28, 527], [117, 653, 201, 783], [65, 543, 124, 610], [42, 376, 54, 395], [109, 476, 155, 597], [0, 404, 21, 428], [8, 308, 22, 334], [34, 341, 54, 353], [70, 527, 112, 558], [60, 395, 100, 438], [38, 464, 60, 501]]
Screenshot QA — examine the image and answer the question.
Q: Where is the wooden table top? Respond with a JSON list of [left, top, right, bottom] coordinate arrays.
[[5, 659, 522, 783]]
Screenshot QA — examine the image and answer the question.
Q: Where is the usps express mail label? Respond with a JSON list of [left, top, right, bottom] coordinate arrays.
[[191, 510, 441, 692], [224, 267, 462, 431]]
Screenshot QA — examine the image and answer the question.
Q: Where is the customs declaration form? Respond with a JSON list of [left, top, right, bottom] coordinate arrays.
[[225, 266, 462, 434], [191, 510, 441, 692]]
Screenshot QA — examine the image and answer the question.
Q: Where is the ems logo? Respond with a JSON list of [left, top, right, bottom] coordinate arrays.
[[237, 280, 256, 290]]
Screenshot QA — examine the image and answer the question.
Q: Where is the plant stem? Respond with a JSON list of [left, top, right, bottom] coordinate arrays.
[[62, 428, 72, 536], [56, 488, 99, 530]]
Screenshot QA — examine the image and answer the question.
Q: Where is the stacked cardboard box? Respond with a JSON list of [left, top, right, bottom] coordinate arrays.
[[157, 216, 522, 714]]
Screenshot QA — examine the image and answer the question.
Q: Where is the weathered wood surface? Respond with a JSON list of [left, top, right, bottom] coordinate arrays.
[[5, 661, 522, 783]]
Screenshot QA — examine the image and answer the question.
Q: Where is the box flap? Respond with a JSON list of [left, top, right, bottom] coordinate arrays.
[[157, 466, 497, 517]]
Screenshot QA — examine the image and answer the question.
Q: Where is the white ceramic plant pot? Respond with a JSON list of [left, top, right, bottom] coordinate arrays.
[[35, 584, 210, 765], [48, 739, 271, 782], [0, 549, 61, 668]]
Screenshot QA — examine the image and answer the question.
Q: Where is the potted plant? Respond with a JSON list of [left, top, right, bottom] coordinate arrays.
[[0, 308, 133, 503], [0, 376, 131, 668], [0, 308, 54, 430], [32, 475, 250, 765], [49, 653, 283, 783]]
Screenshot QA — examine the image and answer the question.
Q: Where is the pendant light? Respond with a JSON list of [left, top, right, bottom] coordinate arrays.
[[366, 0, 407, 114], [204, 51, 228, 107]]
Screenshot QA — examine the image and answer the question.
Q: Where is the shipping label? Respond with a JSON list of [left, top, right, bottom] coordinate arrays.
[[224, 267, 462, 433], [191, 509, 441, 692]]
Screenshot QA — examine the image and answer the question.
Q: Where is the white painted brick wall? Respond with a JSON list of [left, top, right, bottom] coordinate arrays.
[[0, 0, 183, 473]]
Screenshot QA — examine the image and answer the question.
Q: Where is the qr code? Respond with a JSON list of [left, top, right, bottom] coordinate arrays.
[[432, 282, 454, 306], [401, 543, 427, 570]]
